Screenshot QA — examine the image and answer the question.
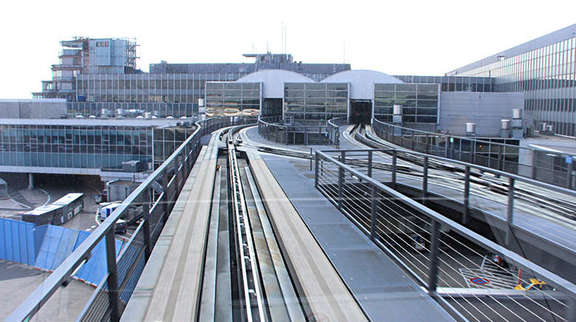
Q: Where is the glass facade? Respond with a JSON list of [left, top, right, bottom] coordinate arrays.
[[153, 126, 197, 168], [374, 83, 439, 123], [0, 123, 195, 170], [449, 28, 576, 136], [204, 82, 261, 117], [73, 73, 249, 117], [394, 75, 494, 92], [284, 83, 348, 122], [0, 124, 153, 169]]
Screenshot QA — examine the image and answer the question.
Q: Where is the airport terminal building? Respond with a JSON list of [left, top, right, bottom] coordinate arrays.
[[29, 25, 576, 138], [205, 69, 523, 137], [448, 24, 576, 136]]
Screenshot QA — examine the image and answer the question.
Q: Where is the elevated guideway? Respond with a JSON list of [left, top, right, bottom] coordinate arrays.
[[238, 124, 576, 321], [122, 125, 377, 321], [246, 122, 576, 283], [342, 124, 576, 283], [10, 120, 576, 321]]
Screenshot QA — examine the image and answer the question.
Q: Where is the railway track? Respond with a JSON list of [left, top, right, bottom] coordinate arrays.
[[199, 127, 305, 321], [197, 126, 367, 321], [240, 123, 576, 229], [351, 124, 576, 229]]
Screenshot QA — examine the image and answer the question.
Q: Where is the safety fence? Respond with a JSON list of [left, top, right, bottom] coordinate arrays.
[[7, 117, 249, 322], [257, 116, 340, 145], [371, 118, 575, 189], [0, 218, 123, 286], [315, 149, 576, 321]]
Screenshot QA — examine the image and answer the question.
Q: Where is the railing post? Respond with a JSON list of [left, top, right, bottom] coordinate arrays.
[[567, 297, 576, 322], [422, 156, 429, 205], [488, 143, 492, 169], [505, 177, 515, 246], [314, 153, 320, 188], [425, 134, 430, 154], [338, 165, 344, 210], [428, 220, 441, 293], [105, 230, 120, 322], [392, 150, 397, 187], [368, 150, 373, 178], [498, 147, 503, 172], [142, 188, 152, 260], [445, 138, 449, 158], [310, 148, 314, 171], [338, 151, 346, 210], [567, 158, 574, 190], [370, 184, 377, 241], [463, 166, 471, 225], [161, 168, 170, 224], [472, 140, 477, 164]]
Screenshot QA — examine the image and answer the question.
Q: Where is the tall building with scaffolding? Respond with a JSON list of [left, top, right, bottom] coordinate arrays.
[[34, 37, 137, 100]]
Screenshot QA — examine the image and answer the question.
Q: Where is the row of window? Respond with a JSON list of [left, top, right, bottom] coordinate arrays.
[[283, 112, 347, 121], [0, 153, 150, 169], [525, 99, 576, 113], [205, 82, 262, 113], [0, 144, 152, 154], [454, 35, 576, 136], [394, 75, 494, 92], [80, 95, 201, 103], [374, 84, 439, 124], [68, 102, 196, 117]]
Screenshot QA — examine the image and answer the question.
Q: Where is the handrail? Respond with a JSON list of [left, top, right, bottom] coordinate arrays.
[[372, 117, 576, 157], [257, 115, 340, 145], [7, 117, 239, 322], [370, 118, 576, 189], [320, 148, 576, 198], [316, 150, 576, 319]]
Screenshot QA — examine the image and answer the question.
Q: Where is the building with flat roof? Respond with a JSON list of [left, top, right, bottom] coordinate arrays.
[[0, 99, 67, 119], [448, 24, 576, 137], [205, 68, 523, 136], [34, 39, 350, 118], [0, 119, 195, 178], [35, 27, 576, 138]]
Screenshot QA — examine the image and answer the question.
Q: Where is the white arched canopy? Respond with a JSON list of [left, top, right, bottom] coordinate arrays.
[[237, 69, 315, 98], [322, 70, 403, 100]]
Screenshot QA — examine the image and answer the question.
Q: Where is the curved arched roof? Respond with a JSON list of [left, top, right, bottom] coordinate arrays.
[[322, 70, 404, 100], [237, 69, 314, 98]]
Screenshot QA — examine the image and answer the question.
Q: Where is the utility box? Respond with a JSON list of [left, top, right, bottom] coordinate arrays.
[[106, 180, 139, 202], [122, 160, 147, 172]]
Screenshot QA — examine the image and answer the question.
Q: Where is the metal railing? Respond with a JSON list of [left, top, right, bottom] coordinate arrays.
[[7, 117, 249, 322], [371, 118, 576, 189], [319, 148, 576, 243], [257, 116, 340, 145], [315, 149, 576, 321]]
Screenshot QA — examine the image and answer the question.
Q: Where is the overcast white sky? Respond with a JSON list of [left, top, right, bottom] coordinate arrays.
[[1, 0, 575, 98]]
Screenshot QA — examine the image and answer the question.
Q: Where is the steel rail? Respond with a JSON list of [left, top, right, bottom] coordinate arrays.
[[228, 143, 267, 322]]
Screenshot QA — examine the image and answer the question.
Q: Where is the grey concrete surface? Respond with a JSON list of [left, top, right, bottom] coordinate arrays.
[[257, 153, 454, 321], [0, 260, 94, 321]]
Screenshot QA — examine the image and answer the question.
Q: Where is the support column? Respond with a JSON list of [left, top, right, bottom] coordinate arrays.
[[28, 173, 34, 190]]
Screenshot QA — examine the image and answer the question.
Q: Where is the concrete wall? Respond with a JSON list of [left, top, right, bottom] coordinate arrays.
[[0, 99, 67, 119], [439, 92, 524, 136]]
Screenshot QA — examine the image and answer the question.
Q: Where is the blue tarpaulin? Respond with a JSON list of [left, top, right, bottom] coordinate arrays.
[[0, 218, 124, 286]]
